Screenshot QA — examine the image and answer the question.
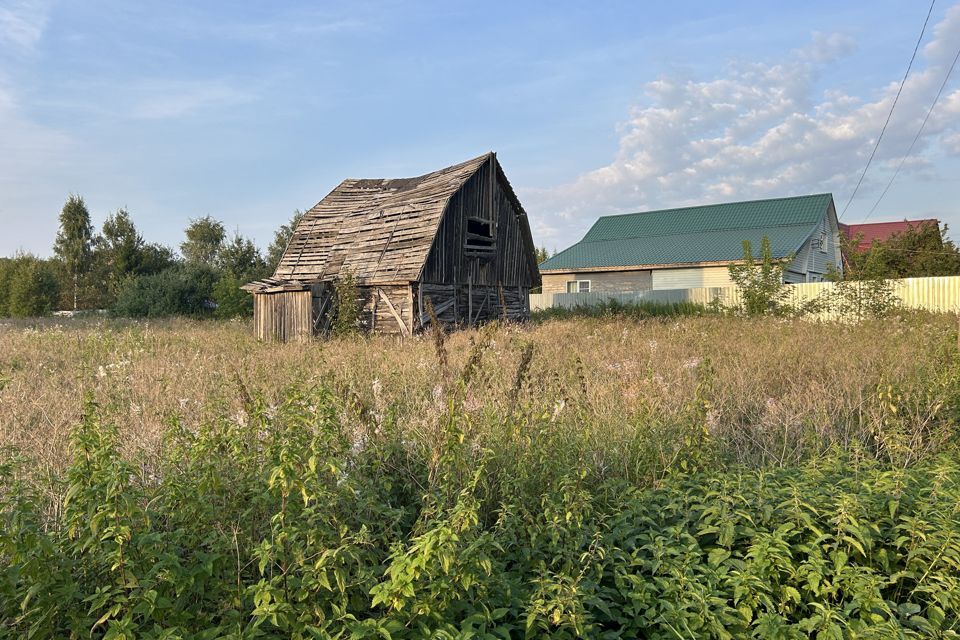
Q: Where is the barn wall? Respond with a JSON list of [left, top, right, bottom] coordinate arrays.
[[421, 157, 535, 288], [253, 291, 313, 342], [417, 282, 528, 328], [359, 284, 414, 335], [419, 155, 535, 326]]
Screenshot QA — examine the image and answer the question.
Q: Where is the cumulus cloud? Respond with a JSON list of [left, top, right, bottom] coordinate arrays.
[[526, 5, 960, 248]]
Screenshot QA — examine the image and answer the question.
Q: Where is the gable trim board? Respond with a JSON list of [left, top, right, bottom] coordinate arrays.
[[540, 193, 842, 291]]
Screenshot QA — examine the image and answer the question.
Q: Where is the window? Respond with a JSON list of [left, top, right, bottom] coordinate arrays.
[[818, 230, 828, 253], [465, 217, 495, 251], [566, 280, 591, 293]]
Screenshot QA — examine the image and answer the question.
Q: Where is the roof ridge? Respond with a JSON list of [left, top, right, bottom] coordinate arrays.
[[842, 218, 938, 226], [594, 192, 833, 221], [342, 151, 493, 183], [580, 221, 819, 243]]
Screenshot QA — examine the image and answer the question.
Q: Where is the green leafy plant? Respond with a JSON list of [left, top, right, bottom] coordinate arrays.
[[727, 236, 792, 315], [332, 270, 362, 337]]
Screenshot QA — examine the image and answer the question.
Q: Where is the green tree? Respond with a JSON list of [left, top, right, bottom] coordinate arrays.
[[95, 208, 145, 297], [180, 216, 226, 265], [219, 231, 267, 280], [0, 254, 61, 317], [267, 209, 305, 272], [53, 195, 94, 310], [844, 222, 960, 279], [727, 236, 791, 315], [139, 243, 177, 275], [214, 232, 268, 318]]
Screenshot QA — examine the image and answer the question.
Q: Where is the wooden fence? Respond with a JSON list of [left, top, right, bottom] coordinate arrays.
[[529, 276, 960, 318]]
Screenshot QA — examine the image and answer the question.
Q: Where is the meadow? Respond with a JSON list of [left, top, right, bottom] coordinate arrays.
[[1, 310, 959, 638]]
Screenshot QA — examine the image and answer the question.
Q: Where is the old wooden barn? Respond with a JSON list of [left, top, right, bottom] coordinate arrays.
[[242, 152, 540, 341]]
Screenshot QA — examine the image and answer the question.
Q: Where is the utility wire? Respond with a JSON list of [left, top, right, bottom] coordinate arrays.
[[838, 0, 936, 220], [862, 41, 960, 222]]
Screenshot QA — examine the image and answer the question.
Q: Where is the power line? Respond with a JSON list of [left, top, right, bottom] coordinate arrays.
[[862, 41, 960, 222], [838, 0, 936, 220]]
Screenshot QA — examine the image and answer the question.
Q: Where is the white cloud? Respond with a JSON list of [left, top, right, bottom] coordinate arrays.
[[129, 80, 256, 120], [0, 80, 78, 251], [0, 0, 50, 53], [525, 5, 960, 248]]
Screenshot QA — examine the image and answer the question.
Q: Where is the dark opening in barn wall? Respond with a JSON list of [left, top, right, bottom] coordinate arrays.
[[465, 217, 495, 251]]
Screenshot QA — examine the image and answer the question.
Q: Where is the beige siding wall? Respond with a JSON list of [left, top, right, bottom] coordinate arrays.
[[651, 266, 735, 290], [541, 270, 652, 294]]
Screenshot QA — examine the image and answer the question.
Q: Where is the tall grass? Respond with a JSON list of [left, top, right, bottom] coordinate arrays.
[[1, 314, 959, 636], [1, 313, 956, 476]]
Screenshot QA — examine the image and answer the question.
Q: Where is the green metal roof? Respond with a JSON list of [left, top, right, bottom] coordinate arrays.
[[539, 193, 834, 271]]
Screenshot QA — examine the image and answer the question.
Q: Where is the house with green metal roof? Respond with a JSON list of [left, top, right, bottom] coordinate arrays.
[[538, 193, 843, 294]]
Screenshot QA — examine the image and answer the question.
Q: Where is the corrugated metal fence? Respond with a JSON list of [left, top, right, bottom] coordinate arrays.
[[530, 276, 960, 317]]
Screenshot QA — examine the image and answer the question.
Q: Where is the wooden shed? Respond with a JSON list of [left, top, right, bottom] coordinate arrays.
[[242, 152, 540, 341]]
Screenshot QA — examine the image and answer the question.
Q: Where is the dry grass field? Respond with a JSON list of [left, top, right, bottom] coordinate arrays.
[[2, 312, 960, 637], [1, 312, 955, 477]]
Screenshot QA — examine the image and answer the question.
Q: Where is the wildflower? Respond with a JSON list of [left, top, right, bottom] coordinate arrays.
[[550, 398, 566, 422]]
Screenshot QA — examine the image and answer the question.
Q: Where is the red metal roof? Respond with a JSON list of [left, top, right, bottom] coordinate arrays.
[[839, 219, 939, 252]]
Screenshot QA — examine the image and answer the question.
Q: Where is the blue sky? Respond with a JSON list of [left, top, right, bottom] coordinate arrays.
[[2, 0, 959, 256]]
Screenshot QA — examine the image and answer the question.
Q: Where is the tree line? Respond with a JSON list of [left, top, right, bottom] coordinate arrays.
[[0, 196, 304, 318]]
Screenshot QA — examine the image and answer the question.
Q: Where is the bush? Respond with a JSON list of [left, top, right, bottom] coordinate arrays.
[[824, 278, 900, 322], [332, 270, 362, 336], [728, 236, 791, 315], [532, 299, 712, 322], [212, 273, 253, 318], [1, 387, 958, 638], [0, 255, 61, 317], [112, 264, 217, 318]]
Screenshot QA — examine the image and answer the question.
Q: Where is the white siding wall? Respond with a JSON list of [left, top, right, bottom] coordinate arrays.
[[651, 266, 735, 290]]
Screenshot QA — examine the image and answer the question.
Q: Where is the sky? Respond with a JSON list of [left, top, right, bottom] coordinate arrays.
[[1, 0, 959, 257]]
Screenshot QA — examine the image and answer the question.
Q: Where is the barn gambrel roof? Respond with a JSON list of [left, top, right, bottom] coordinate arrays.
[[255, 152, 535, 289]]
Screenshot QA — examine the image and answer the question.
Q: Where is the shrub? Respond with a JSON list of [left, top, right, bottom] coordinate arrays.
[[212, 272, 253, 318], [1, 387, 958, 638], [332, 270, 362, 336], [0, 255, 61, 317], [532, 299, 712, 322], [825, 278, 900, 322], [728, 236, 791, 315], [112, 264, 217, 318]]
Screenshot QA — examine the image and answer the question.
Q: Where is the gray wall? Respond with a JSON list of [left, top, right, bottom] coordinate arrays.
[[541, 269, 652, 294], [786, 202, 843, 282]]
